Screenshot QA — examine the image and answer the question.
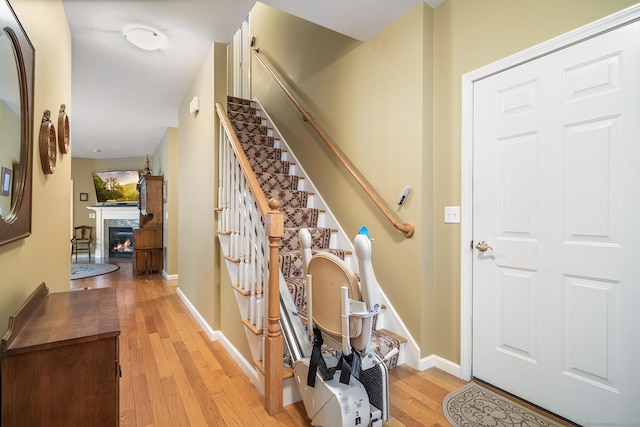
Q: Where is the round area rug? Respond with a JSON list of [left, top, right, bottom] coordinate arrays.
[[71, 263, 120, 280]]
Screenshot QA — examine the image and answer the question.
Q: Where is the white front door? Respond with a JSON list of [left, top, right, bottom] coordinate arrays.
[[472, 19, 640, 425]]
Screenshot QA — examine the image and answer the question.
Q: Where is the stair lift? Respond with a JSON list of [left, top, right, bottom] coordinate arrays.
[[291, 227, 394, 427]]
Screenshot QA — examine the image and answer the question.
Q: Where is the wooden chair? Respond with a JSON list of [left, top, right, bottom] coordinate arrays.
[[71, 226, 93, 261]]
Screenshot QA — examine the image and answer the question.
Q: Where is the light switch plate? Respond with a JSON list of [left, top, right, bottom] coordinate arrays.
[[444, 206, 460, 223], [89, 213, 96, 219]]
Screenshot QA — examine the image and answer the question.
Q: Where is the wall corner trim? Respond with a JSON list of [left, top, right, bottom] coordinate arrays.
[[418, 354, 462, 379]]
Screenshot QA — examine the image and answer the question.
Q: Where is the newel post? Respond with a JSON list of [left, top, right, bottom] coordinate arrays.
[[264, 198, 284, 415]]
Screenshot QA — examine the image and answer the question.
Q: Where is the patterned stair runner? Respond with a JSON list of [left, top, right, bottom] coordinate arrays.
[[227, 96, 400, 369]]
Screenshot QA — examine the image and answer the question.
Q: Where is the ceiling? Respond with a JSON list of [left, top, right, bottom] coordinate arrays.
[[62, 0, 443, 159]]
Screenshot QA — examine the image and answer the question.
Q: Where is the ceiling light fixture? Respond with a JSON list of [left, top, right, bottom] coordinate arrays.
[[92, 149, 102, 153], [123, 27, 167, 51]]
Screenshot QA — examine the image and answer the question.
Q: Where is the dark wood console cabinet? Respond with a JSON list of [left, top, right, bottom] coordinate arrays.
[[1, 284, 120, 426], [135, 175, 163, 275]]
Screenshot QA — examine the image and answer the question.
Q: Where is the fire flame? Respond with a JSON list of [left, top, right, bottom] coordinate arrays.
[[112, 239, 133, 252]]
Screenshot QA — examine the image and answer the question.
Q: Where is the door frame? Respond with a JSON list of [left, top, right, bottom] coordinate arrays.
[[459, 4, 640, 382], [232, 16, 251, 99]]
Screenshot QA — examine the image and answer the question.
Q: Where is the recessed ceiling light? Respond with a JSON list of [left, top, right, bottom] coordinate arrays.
[[123, 27, 167, 51], [92, 149, 102, 153]]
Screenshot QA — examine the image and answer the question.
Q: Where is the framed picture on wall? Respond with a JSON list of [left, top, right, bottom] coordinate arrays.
[[12, 163, 19, 198], [1, 167, 11, 196], [79, 192, 88, 202]]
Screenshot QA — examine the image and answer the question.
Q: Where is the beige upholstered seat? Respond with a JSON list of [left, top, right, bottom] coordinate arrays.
[[307, 251, 372, 354]]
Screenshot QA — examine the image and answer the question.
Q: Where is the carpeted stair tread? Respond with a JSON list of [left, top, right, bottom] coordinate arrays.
[[238, 134, 275, 146], [280, 207, 319, 228], [227, 103, 256, 115], [228, 110, 263, 124], [263, 189, 309, 208], [286, 278, 307, 315], [227, 96, 253, 106], [370, 329, 400, 368], [280, 227, 332, 251], [240, 143, 282, 160], [256, 172, 299, 192], [249, 158, 290, 175], [237, 133, 275, 146], [231, 120, 268, 136]]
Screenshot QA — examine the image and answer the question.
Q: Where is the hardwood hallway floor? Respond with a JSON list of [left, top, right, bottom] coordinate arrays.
[[71, 259, 467, 426]]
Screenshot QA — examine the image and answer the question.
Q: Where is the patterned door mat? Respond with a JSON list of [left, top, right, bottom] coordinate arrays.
[[443, 382, 568, 427]]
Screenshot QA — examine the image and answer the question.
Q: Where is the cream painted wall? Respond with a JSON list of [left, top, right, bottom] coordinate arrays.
[[431, 0, 640, 363], [177, 41, 252, 361], [0, 0, 71, 333], [419, 5, 436, 358], [250, 3, 433, 356], [178, 43, 217, 328], [152, 127, 179, 276]]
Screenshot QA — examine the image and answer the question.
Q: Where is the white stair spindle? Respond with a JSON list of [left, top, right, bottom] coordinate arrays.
[[249, 289, 256, 325], [256, 298, 263, 330]]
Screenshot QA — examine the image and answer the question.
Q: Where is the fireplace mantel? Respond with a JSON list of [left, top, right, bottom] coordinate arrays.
[[87, 206, 139, 259]]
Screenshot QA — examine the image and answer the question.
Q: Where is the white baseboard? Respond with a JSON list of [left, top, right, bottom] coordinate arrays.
[[434, 356, 462, 378], [176, 287, 261, 391], [176, 287, 219, 341], [417, 354, 462, 379], [163, 271, 178, 280]]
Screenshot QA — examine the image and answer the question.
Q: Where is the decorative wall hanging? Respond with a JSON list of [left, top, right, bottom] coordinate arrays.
[[39, 110, 57, 174], [58, 104, 70, 154]]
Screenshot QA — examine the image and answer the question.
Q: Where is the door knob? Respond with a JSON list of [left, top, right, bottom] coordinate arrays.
[[475, 241, 493, 252]]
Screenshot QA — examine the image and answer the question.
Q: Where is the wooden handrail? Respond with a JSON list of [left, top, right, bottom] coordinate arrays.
[[252, 48, 414, 238], [216, 104, 284, 415]]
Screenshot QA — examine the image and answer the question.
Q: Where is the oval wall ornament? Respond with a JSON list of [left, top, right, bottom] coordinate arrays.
[[39, 110, 56, 174]]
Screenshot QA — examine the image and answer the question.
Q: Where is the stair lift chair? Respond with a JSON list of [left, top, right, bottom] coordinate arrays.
[[292, 228, 391, 427]]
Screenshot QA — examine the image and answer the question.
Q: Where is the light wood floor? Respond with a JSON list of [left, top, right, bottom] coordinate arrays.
[[71, 259, 468, 426]]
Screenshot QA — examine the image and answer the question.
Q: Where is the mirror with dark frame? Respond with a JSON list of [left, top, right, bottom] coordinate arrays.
[[0, 0, 33, 246]]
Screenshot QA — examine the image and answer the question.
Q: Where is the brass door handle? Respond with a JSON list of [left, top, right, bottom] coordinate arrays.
[[475, 241, 493, 252]]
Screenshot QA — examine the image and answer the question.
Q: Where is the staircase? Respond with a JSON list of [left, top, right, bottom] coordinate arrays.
[[217, 95, 406, 409]]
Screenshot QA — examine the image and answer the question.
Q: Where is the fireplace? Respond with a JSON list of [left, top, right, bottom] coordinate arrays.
[[109, 227, 135, 258], [87, 206, 139, 260]]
